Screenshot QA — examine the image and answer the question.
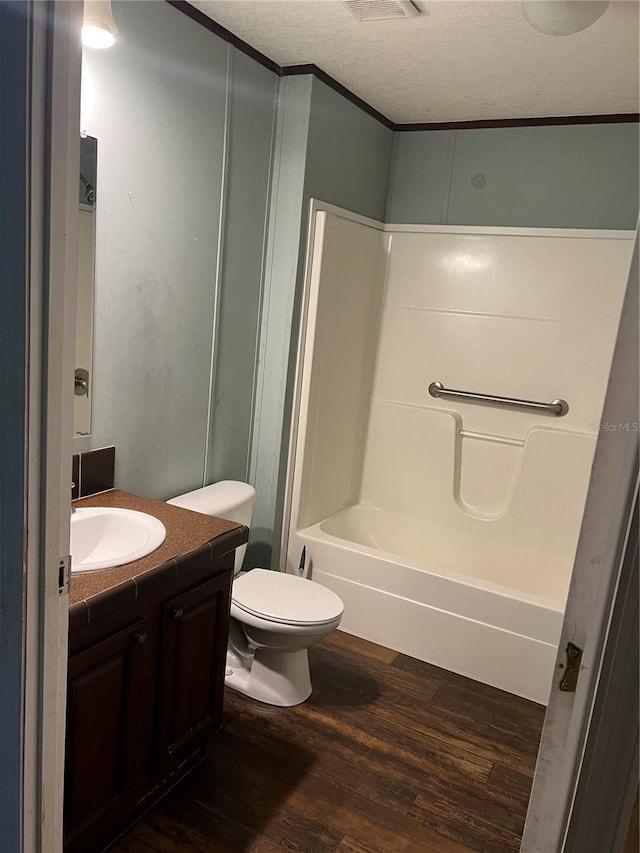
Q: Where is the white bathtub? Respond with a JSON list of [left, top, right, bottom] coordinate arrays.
[[283, 214, 631, 706], [288, 503, 565, 704]]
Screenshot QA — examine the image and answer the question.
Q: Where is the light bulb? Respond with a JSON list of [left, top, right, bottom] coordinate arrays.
[[82, 0, 118, 49], [82, 25, 115, 49]]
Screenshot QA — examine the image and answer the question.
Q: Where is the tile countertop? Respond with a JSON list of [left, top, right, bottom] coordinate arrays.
[[69, 489, 248, 611]]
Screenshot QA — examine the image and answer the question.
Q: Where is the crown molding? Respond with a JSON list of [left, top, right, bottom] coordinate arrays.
[[168, 2, 640, 133]]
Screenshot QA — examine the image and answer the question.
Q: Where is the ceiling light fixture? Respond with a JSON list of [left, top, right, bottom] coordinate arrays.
[[521, 0, 609, 36], [82, 0, 118, 49]]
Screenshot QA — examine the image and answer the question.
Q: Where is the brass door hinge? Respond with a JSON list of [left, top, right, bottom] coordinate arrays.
[[559, 641, 583, 692]]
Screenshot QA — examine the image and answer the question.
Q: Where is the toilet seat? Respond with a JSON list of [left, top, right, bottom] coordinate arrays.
[[232, 569, 343, 627]]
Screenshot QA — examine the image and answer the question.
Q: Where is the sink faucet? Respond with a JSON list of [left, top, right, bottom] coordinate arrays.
[[71, 482, 76, 514]]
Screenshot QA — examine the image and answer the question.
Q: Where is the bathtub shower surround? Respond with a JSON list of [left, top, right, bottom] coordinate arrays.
[[284, 207, 634, 703]]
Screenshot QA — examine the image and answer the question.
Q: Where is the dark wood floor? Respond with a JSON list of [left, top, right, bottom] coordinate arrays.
[[110, 631, 545, 853]]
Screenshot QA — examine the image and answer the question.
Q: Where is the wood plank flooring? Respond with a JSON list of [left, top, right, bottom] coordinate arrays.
[[110, 631, 545, 853]]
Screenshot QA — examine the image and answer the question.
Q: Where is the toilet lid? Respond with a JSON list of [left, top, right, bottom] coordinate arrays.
[[232, 569, 343, 626]]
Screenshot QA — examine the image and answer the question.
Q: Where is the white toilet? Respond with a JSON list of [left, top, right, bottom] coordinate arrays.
[[167, 481, 343, 707]]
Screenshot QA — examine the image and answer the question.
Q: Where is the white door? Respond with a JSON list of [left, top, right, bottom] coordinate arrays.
[[521, 233, 639, 852]]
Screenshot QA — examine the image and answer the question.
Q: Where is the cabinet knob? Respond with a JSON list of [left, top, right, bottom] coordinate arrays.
[[133, 632, 147, 645], [173, 608, 184, 621]]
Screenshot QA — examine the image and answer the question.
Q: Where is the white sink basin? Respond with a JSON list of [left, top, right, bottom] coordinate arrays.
[[70, 507, 166, 572]]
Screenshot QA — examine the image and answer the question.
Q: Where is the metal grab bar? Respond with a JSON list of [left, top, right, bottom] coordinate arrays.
[[428, 381, 569, 417]]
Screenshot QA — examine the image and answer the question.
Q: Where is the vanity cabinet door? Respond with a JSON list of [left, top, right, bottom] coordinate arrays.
[[156, 572, 231, 768], [64, 618, 147, 850]]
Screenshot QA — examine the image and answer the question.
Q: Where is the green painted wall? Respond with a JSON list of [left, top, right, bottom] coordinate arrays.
[[305, 79, 393, 221], [387, 123, 639, 229], [205, 51, 277, 486], [248, 74, 313, 569], [84, 1, 277, 500]]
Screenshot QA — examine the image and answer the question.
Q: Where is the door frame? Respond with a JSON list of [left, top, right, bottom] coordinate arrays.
[[22, 1, 82, 850]]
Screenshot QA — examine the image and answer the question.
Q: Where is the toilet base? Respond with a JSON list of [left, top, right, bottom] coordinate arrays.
[[225, 646, 312, 707]]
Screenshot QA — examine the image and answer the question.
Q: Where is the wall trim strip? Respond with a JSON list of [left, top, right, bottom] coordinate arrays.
[[203, 44, 233, 487], [393, 114, 640, 132], [169, 1, 640, 133]]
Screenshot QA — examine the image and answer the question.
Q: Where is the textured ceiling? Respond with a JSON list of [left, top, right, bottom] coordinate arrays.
[[191, 0, 640, 123]]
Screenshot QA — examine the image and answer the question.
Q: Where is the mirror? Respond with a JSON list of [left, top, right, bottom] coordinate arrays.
[[75, 134, 96, 436]]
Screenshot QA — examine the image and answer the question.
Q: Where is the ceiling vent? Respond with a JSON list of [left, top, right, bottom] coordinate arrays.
[[344, 1, 421, 22]]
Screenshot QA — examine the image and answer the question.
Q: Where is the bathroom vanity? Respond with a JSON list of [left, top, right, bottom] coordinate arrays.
[[66, 490, 248, 853]]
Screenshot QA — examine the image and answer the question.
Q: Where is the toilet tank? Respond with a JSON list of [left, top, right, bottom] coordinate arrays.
[[167, 481, 255, 574]]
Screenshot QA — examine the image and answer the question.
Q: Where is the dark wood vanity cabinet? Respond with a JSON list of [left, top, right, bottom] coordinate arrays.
[[65, 619, 147, 840], [157, 574, 230, 770], [65, 554, 234, 853]]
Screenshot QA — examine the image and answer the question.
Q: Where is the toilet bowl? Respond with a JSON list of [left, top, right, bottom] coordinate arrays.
[[167, 482, 344, 707]]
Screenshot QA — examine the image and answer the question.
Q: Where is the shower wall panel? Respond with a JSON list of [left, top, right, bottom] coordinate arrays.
[[296, 213, 386, 529], [361, 231, 631, 603]]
